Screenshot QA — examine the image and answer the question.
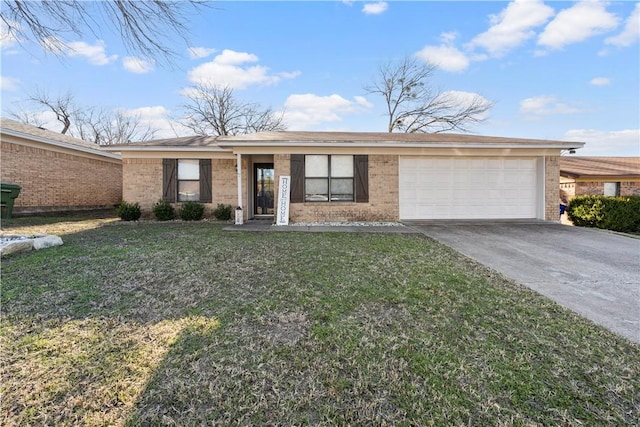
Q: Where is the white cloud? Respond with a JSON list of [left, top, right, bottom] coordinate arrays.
[[590, 77, 610, 86], [123, 56, 155, 74], [538, 1, 619, 50], [362, 2, 388, 15], [520, 95, 582, 117], [1, 75, 20, 91], [0, 19, 20, 51], [605, 3, 640, 47], [468, 0, 554, 57], [441, 90, 492, 121], [283, 93, 373, 130], [187, 49, 299, 89], [353, 95, 373, 109], [563, 129, 640, 156], [65, 40, 118, 65], [415, 32, 470, 72], [187, 46, 217, 59], [121, 105, 190, 139], [40, 37, 117, 65]]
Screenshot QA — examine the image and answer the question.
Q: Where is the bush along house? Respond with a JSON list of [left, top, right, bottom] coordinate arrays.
[[104, 131, 584, 223]]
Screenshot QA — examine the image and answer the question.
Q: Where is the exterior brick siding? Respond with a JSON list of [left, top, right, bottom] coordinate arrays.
[[545, 156, 560, 221], [122, 157, 245, 218], [275, 154, 399, 222], [123, 153, 562, 222], [122, 158, 163, 212], [1, 141, 122, 213], [569, 181, 640, 197]]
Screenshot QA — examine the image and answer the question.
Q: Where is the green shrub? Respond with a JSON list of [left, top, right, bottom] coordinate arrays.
[[179, 201, 205, 221], [152, 199, 176, 221], [212, 203, 233, 221], [116, 201, 141, 221], [601, 196, 640, 233], [566, 196, 604, 228], [567, 195, 640, 233]]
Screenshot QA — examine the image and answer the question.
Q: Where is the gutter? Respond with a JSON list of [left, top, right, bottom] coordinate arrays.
[[2, 128, 122, 160]]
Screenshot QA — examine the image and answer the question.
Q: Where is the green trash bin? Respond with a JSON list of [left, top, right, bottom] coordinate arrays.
[[1, 182, 22, 219]]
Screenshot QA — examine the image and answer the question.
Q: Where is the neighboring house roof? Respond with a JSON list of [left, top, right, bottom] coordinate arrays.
[[0, 117, 121, 160], [560, 156, 640, 179], [107, 131, 584, 151]]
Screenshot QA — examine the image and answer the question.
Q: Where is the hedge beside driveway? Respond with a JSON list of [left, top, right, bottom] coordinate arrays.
[[567, 195, 640, 233]]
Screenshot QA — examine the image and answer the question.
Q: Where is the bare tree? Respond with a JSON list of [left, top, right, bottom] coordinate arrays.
[[8, 88, 77, 133], [364, 56, 493, 133], [181, 83, 286, 136], [1, 0, 205, 63], [15, 88, 78, 134], [92, 109, 157, 145], [10, 89, 157, 144]]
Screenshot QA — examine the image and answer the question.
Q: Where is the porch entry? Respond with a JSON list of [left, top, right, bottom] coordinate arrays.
[[254, 163, 274, 216]]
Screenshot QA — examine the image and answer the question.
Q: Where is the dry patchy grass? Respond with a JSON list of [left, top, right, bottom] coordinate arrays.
[[1, 219, 639, 426]]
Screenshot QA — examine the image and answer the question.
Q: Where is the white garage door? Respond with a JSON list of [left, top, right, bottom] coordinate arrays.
[[399, 157, 538, 220]]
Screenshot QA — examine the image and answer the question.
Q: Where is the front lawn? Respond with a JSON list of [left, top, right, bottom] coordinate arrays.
[[1, 220, 638, 426]]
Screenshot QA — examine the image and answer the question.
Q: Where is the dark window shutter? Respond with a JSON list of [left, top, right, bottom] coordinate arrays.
[[199, 159, 212, 203], [290, 154, 305, 203], [162, 158, 177, 202], [354, 155, 369, 203]]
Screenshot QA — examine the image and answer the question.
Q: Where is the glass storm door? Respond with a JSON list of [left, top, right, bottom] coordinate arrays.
[[254, 163, 275, 215]]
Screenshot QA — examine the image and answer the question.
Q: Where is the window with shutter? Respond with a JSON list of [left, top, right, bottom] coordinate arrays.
[[290, 154, 305, 203], [164, 158, 212, 203], [163, 158, 177, 202]]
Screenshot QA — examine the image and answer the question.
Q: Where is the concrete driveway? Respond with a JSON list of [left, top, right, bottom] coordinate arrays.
[[405, 221, 640, 344]]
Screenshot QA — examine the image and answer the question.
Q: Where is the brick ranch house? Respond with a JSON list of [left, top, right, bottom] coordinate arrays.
[[0, 118, 122, 214], [560, 156, 640, 204], [105, 131, 584, 223]]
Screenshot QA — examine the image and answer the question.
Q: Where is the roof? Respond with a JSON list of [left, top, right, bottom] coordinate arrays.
[[560, 156, 640, 178], [0, 117, 121, 159], [106, 134, 228, 152], [217, 131, 582, 149], [107, 130, 584, 151]]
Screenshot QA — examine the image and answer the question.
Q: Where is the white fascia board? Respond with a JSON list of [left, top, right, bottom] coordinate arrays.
[[217, 141, 585, 150], [3, 128, 122, 160]]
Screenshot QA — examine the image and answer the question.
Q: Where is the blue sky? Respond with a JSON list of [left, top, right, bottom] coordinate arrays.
[[1, 1, 638, 156]]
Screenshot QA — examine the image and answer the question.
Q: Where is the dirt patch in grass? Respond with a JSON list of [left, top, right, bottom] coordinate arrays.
[[1, 209, 120, 237], [1, 220, 639, 426]]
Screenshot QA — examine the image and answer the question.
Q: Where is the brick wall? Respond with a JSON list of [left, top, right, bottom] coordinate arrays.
[[122, 158, 162, 211], [275, 154, 399, 222], [621, 182, 640, 196], [545, 156, 560, 221], [122, 157, 244, 217], [574, 181, 640, 197], [1, 141, 122, 213]]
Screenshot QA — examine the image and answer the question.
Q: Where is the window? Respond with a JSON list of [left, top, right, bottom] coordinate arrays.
[[178, 160, 200, 201], [290, 154, 368, 204], [604, 182, 620, 197], [305, 155, 354, 201], [163, 159, 212, 203]]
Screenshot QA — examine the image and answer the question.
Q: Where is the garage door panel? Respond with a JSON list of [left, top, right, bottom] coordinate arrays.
[[399, 157, 538, 220]]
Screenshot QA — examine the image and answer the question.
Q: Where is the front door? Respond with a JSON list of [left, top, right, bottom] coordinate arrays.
[[254, 163, 275, 216]]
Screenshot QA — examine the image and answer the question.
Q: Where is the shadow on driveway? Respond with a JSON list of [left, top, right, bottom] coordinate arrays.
[[405, 220, 640, 344]]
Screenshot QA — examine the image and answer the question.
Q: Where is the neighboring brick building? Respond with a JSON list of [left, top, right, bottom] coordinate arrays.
[[1, 118, 122, 214], [106, 132, 581, 223], [560, 157, 640, 203]]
